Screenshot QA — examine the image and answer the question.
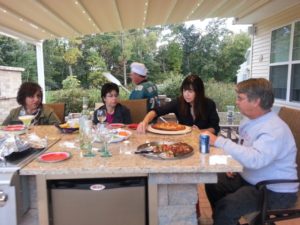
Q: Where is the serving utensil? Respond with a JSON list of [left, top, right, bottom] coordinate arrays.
[[134, 146, 154, 154], [159, 116, 168, 123]]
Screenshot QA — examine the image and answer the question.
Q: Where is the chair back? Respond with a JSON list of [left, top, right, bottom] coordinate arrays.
[[119, 99, 147, 123], [44, 103, 66, 123], [278, 107, 300, 177]]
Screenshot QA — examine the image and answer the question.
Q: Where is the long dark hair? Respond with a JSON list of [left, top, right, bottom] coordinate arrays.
[[179, 74, 207, 120]]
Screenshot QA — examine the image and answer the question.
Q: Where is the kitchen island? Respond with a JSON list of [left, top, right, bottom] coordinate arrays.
[[20, 126, 242, 225]]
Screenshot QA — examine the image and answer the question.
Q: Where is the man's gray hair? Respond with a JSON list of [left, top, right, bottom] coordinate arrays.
[[236, 78, 274, 110]]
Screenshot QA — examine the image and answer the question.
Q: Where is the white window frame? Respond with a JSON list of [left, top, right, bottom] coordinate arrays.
[[269, 20, 300, 107]]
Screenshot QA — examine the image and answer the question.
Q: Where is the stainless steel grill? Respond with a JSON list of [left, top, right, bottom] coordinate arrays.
[[0, 148, 43, 225]]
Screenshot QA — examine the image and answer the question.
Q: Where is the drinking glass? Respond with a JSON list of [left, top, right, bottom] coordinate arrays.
[[226, 105, 235, 122], [80, 120, 95, 157], [119, 140, 133, 155], [98, 126, 112, 157], [18, 115, 35, 134], [97, 109, 107, 124]]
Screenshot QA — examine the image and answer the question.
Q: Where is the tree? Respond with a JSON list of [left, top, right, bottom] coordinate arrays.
[[86, 49, 107, 88], [63, 38, 82, 76], [44, 39, 68, 89], [216, 33, 251, 82], [156, 42, 183, 73], [168, 24, 200, 75], [0, 36, 37, 81]]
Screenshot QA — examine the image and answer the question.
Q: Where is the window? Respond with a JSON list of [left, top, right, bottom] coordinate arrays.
[[270, 21, 300, 103]]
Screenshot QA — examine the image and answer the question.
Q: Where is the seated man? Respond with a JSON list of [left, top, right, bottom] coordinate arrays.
[[201, 78, 298, 225]]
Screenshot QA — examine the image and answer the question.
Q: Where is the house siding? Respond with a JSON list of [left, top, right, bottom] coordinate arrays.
[[251, 3, 300, 79]]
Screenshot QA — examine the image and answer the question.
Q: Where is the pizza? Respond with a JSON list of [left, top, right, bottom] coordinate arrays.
[[153, 142, 193, 157], [151, 122, 186, 131]]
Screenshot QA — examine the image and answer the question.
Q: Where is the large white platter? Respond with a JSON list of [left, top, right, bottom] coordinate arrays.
[[146, 125, 192, 135]]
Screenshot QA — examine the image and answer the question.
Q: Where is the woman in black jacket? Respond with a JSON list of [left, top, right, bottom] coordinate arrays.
[[93, 83, 132, 125], [137, 74, 220, 134]]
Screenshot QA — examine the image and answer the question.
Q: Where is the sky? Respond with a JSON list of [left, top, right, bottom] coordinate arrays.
[[185, 17, 250, 33], [157, 18, 250, 47]]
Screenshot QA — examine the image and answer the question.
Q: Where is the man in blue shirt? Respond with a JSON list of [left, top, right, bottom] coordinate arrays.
[[129, 62, 158, 111], [201, 78, 298, 225]]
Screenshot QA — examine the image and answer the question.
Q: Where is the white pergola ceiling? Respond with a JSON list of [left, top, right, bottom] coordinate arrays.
[[0, 0, 299, 43]]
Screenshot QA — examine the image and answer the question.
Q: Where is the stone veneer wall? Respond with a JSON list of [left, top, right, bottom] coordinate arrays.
[[0, 66, 24, 123]]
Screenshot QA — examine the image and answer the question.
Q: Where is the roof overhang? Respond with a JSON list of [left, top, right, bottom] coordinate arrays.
[[0, 0, 299, 43]]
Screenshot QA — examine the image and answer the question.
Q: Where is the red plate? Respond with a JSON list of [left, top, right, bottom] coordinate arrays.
[[2, 124, 25, 131], [108, 123, 124, 129], [38, 152, 71, 163], [127, 123, 138, 130]]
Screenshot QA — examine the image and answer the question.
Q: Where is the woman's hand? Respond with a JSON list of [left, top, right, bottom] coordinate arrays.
[[226, 172, 237, 179], [137, 110, 157, 133], [137, 121, 147, 133]]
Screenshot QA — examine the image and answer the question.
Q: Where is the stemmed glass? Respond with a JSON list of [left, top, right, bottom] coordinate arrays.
[[97, 109, 107, 124], [18, 115, 35, 134]]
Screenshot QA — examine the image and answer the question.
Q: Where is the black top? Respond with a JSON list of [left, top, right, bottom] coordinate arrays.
[[93, 103, 132, 125], [154, 98, 220, 134]]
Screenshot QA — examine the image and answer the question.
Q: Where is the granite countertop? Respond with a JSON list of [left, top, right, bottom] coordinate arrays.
[[20, 125, 242, 176]]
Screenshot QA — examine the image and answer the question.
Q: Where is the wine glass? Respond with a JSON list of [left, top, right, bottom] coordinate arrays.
[[97, 109, 107, 124]]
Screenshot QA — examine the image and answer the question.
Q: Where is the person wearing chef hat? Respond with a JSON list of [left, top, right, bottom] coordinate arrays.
[[129, 62, 158, 111]]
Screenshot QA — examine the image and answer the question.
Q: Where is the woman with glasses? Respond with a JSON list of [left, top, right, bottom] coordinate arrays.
[[93, 82, 132, 125], [2, 82, 61, 125]]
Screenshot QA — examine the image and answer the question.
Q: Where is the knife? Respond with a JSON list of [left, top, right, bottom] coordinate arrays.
[[134, 150, 154, 154], [135, 146, 155, 154]]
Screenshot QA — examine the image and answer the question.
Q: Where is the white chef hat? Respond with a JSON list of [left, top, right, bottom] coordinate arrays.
[[130, 62, 147, 76]]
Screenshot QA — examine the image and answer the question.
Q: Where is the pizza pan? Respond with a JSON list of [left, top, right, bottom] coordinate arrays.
[[146, 125, 192, 135]]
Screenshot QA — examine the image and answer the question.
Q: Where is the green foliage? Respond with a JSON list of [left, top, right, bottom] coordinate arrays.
[[205, 79, 236, 111], [47, 88, 99, 113], [62, 75, 81, 89], [156, 42, 183, 73], [63, 47, 82, 65], [157, 72, 184, 99], [166, 19, 250, 82], [0, 36, 37, 82], [87, 71, 108, 88], [46, 87, 130, 113], [86, 50, 108, 88], [43, 39, 68, 89], [216, 33, 251, 82]]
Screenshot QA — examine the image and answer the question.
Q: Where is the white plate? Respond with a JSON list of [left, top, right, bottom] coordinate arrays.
[[109, 129, 132, 143], [146, 125, 192, 135]]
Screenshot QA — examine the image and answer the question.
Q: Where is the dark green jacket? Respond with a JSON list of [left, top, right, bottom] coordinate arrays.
[[2, 105, 61, 126]]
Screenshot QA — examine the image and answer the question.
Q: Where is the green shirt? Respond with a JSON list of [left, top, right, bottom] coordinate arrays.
[[2, 105, 61, 126], [129, 80, 159, 111]]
